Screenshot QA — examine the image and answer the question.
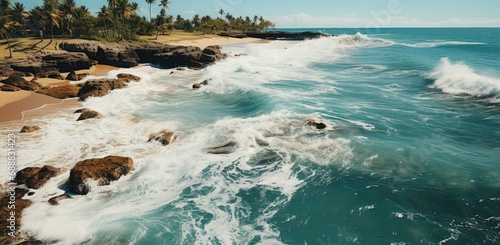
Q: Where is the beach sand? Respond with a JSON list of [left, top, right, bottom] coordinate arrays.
[[0, 34, 263, 124]]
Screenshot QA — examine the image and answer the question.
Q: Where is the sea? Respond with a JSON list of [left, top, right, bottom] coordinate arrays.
[[1, 28, 500, 244]]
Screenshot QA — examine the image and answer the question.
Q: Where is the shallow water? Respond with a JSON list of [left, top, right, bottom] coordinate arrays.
[[1, 28, 499, 244]]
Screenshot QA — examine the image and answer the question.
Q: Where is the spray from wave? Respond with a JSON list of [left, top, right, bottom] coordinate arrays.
[[428, 58, 500, 99]]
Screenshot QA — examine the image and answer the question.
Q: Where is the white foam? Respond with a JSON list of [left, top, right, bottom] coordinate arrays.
[[428, 58, 500, 99], [399, 41, 484, 48]]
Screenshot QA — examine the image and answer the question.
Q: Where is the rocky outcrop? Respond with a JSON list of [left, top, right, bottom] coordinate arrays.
[[69, 156, 134, 195], [305, 119, 327, 129], [10, 52, 92, 76], [59, 42, 227, 69], [0, 188, 31, 240], [15, 165, 61, 189], [77, 78, 128, 100], [36, 70, 64, 79], [192, 79, 209, 89], [0, 84, 21, 92], [38, 85, 80, 99], [207, 141, 238, 154], [48, 193, 70, 205], [76, 109, 102, 121], [20, 126, 41, 133], [1, 75, 42, 91], [148, 130, 175, 146], [42, 52, 93, 73], [117, 73, 141, 83], [95, 44, 139, 68], [74, 108, 92, 114], [66, 71, 88, 81]]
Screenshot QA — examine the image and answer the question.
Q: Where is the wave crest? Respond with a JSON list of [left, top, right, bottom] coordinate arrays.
[[428, 58, 500, 99]]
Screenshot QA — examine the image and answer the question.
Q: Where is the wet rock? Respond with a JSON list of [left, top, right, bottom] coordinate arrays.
[[1, 75, 42, 91], [255, 138, 270, 147], [76, 109, 102, 121], [117, 73, 141, 83], [59, 42, 99, 59], [36, 70, 64, 79], [200, 45, 226, 63], [74, 108, 92, 114], [48, 193, 70, 205], [95, 44, 139, 68], [15, 165, 61, 189], [20, 126, 41, 133], [305, 119, 327, 129], [69, 156, 134, 195], [37, 85, 80, 99], [66, 71, 88, 81], [148, 130, 175, 146], [207, 141, 238, 154], [77, 78, 127, 100], [192, 79, 209, 89], [0, 188, 31, 239], [0, 84, 21, 92]]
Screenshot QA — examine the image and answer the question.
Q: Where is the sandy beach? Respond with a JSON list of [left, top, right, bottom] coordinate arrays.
[[0, 34, 261, 124]]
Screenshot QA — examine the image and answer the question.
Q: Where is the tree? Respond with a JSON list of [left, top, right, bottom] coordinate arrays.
[[116, 0, 133, 39], [158, 0, 169, 12], [145, 0, 155, 22], [218, 9, 224, 20], [192, 14, 200, 30], [97, 5, 112, 37], [0, 0, 13, 58], [42, 0, 61, 44], [59, 0, 76, 36], [11, 2, 26, 33]]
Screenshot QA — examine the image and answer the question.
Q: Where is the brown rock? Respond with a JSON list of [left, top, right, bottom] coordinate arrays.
[[42, 52, 93, 73], [148, 130, 175, 146], [117, 73, 141, 83], [77, 79, 128, 101], [0, 84, 21, 92], [20, 126, 41, 133], [36, 70, 63, 79], [74, 108, 92, 114], [69, 156, 134, 195], [192, 79, 209, 89], [305, 119, 327, 130], [77, 110, 102, 121], [1, 75, 42, 91], [48, 193, 70, 205], [66, 71, 88, 81], [15, 165, 61, 189], [37, 85, 80, 99], [0, 188, 31, 240]]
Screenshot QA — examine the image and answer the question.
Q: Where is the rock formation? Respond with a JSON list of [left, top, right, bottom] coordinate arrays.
[[38, 85, 80, 99], [20, 126, 41, 133], [15, 165, 61, 189], [69, 156, 134, 195]]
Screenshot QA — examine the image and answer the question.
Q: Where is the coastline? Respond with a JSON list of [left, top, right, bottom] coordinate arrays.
[[0, 35, 263, 124]]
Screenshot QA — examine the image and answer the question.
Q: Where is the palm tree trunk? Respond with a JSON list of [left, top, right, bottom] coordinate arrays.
[[5, 32, 13, 58], [149, 4, 152, 22]]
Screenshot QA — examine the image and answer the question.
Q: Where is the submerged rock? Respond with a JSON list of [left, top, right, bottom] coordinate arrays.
[[207, 141, 238, 154], [69, 156, 134, 195], [76, 109, 102, 121], [116, 73, 141, 83], [15, 165, 61, 189], [74, 108, 92, 114], [48, 193, 70, 205], [20, 126, 41, 133], [305, 119, 327, 129], [38, 85, 80, 99], [192, 79, 209, 89], [148, 130, 175, 146]]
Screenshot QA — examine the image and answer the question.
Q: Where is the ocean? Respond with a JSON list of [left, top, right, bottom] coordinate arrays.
[[2, 28, 500, 244]]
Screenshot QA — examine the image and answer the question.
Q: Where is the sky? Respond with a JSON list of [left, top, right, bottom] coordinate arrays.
[[20, 0, 500, 28]]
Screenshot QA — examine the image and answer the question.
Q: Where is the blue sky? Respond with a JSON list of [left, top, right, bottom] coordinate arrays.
[[20, 0, 500, 27]]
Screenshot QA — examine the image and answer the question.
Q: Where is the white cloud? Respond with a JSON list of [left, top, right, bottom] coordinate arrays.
[[271, 13, 500, 28]]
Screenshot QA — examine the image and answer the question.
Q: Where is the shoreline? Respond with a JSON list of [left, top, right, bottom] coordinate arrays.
[[0, 35, 264, 124]]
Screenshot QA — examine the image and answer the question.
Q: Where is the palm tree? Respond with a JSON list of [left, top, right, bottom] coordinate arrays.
[[116, 0, 133, 39], [192, 14, 200, 30], [11, 2, 26, 33], [59, 0, 76, 36], [97, 5, 111, 37], [145, 0, 155, 22], [42, 0, 61, 44], [218, 9, 224, 20], [158, 0, 169, 12], [0, 0, 13, 58]]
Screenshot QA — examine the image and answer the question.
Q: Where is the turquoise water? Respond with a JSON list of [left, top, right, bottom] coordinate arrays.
[[13, 28, 500, 244]]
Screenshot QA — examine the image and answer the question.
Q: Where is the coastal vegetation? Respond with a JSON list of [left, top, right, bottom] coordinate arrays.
[[0, 0, 275, 46]]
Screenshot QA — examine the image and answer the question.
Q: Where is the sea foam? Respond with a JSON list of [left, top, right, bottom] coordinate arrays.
[[428, 58, 500, 99]]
